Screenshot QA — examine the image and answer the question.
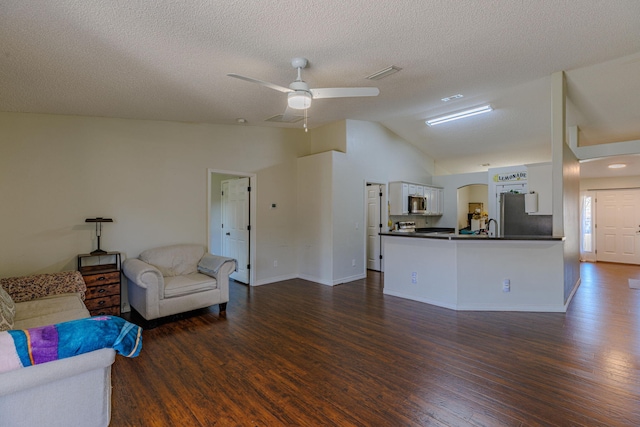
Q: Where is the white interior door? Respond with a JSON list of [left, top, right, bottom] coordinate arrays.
[[222, 177, 250, 283], [366, 184, 382, 271], [596, 189, 640, 265]]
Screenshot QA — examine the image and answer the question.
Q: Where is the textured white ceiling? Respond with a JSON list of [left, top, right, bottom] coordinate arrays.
[[1, 0, 640, 176]]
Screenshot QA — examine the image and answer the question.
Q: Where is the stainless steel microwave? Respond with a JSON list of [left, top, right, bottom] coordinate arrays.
[[408, 195, 427, 214]]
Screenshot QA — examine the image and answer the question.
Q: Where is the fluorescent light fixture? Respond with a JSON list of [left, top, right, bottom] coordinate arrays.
[[288, 91, 312, 109], [608, 163, 627, 169], [366, 66, 402, 80], [426, 104, 493, 126]]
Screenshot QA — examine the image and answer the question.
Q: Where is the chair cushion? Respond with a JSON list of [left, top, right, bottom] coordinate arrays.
[[14, 294, 89, 330], [164, 273, 218, 298], [139, 244, 205, 277]]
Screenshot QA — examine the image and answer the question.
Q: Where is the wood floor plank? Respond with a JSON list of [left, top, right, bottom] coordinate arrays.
[[111, 262, 640, 426]]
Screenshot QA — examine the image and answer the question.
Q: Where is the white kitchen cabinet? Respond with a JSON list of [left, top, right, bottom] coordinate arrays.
[[389, 182, 409, 215], [390, 181, 444, 216], [526, 162, 552, 215], [426, 187, 438, 215]]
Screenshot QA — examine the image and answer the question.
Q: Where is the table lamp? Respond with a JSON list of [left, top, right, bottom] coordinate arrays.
[[85, 217, 113, 255]]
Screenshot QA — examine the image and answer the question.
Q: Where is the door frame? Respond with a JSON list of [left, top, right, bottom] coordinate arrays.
[[580, 191, 597, 262], [207, 168, 257, 286]]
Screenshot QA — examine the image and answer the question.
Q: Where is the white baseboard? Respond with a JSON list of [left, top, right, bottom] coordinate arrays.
[[383, 290, 457, 310], [333, 272, 366, 285], [252, 272, 367, 288], [383, 290, 567, 312], [252, 273, 298, 286]]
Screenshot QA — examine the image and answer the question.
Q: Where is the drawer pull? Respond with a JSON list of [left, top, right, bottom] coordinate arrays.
[[98, 276, 106, 281], [98, 300, 105, 306], [98, 289, 106, 293]]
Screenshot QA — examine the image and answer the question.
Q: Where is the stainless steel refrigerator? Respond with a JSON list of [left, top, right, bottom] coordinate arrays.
[[500, 193, 552, 236]]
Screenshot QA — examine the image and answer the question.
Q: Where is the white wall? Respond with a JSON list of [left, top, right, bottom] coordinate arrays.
[[296, 152, 334, 285], [383, 236, 566, 311], [0, 112, 305, 290], [295, 120, 436, 285]]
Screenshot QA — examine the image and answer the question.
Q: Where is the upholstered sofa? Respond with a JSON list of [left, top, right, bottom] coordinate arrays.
[[123, 244, 236, 322], [0, 271, 116, 427]]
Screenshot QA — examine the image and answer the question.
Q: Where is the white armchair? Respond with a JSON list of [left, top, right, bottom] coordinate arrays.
[[123, 244, 236, 322]]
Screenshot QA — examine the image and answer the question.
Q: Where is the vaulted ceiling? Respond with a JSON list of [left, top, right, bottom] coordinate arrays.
[[2, 1, 639, 177]]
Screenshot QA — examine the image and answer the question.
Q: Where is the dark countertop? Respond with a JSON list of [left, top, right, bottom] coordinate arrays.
[[380, 231, 564, 241]]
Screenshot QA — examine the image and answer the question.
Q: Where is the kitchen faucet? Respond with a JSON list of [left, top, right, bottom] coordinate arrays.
[[486, 218, 497, 237]]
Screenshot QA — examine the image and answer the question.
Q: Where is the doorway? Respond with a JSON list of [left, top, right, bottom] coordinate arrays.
[[208, 169, 256, 285], [594, 189, 640, 265], [457, 184, 489, 233], [365, 183, 386, 272]]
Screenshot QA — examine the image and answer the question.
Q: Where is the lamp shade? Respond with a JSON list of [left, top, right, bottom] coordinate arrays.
[[288, 91, 312, 110]]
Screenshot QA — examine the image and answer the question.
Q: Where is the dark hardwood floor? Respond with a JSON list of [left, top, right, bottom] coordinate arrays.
[[112, 262, 640, 426]]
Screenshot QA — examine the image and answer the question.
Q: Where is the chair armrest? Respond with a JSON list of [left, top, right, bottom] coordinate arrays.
[[198, 257, 236, 304], [0, 271, 87, 303], [122, 259, 164, 290], [0, 348, 115, 397]]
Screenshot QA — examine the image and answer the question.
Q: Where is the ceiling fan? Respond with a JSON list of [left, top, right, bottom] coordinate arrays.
[[227, 57, 380, 111]]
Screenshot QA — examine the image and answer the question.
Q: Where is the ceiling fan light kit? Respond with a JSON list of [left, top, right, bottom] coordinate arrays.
[[426, 104, 493, 126], [288, 91, 312, 109]]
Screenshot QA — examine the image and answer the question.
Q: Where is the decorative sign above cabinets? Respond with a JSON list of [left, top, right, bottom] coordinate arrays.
[[493, 171, 527, 182]]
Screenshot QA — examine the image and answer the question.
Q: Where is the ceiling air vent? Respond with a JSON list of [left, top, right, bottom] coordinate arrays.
[[265, 114, 304, 123], [366, 66, 402, 80]]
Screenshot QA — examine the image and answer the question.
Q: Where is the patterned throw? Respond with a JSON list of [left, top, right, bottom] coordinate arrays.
[[0, 316, 142, 373], [0, 271, 87, 303]]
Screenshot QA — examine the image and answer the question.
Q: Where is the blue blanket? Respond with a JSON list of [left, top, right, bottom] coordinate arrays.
[[0, 316, 142, 373]]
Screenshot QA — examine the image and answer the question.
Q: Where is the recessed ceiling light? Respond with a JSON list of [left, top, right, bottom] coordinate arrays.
[[608, 163, 627, 169], [426, 104, 493, 126], [365, 66, 402, 80], [441, 94, 464, 102], [236, 118, 247, 124]]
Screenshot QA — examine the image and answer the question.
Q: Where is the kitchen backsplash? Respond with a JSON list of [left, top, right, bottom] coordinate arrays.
[[389, 215, 431, 229]]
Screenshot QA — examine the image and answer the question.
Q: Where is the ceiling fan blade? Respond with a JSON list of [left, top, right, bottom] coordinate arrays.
[[227, 73, 292, 93], [310, 87, 380, 99]]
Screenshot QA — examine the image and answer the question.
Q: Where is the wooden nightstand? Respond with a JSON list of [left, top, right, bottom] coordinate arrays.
[[77, 252, 121, 316]]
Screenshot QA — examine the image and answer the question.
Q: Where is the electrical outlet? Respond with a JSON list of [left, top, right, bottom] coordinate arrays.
[[273, 260, 278, 267], [411, 272, 417, 284], [352, 259, 356, 267], [503, 279, 510, 292]]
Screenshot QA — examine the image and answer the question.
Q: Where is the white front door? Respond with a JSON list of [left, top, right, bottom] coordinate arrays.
[[596, 189, 640, 265], [366, 184, 382, 271], [222, 177, 250, 283]]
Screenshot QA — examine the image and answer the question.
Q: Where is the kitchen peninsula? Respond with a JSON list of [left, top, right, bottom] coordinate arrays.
[[381, 231, 567, 312]]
